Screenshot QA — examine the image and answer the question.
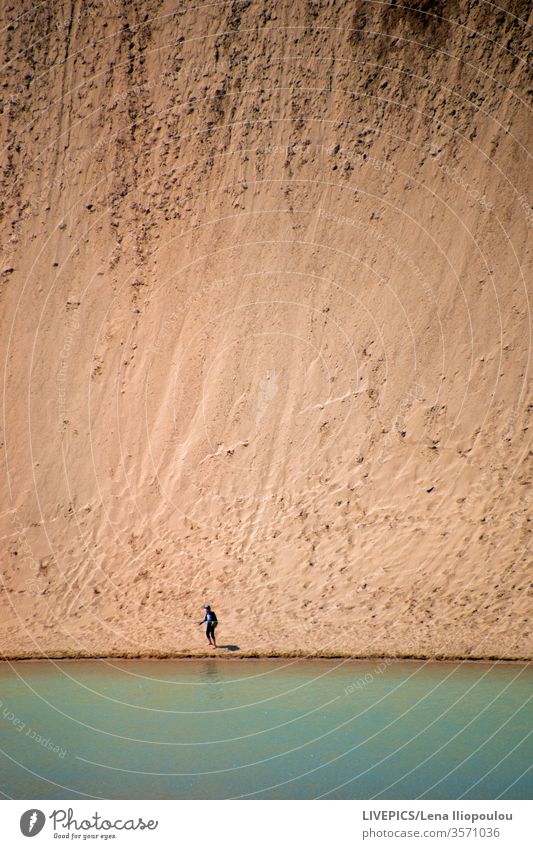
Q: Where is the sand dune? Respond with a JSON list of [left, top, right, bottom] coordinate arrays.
[[0, 0, 531, 659]]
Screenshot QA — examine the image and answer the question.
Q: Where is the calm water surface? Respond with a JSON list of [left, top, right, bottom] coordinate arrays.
[[0, 659, 531, 799]]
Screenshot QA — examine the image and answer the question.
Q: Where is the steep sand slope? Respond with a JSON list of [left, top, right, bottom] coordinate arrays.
[[1, 0, 531, 658]]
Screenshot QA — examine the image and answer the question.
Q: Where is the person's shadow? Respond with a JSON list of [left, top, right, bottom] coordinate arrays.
[[219, 645, 240, 652]]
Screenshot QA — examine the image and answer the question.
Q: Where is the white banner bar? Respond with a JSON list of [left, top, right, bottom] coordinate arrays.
[[1, 799, 531, 848]]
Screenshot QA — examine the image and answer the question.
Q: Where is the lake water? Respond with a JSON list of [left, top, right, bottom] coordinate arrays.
[[0, 659, 531, 799]]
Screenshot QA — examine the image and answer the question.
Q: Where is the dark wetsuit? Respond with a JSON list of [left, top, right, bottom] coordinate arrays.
[[203, 610, 217, 639]]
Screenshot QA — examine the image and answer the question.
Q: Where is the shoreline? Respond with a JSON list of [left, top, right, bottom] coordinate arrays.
[[1, 651, 531, 664]]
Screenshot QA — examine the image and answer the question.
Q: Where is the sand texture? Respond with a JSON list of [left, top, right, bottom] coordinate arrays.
[[0, 0, 531, 659]]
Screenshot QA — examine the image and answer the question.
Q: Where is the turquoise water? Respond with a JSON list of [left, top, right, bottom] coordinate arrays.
[[0, 659, 531, 799]]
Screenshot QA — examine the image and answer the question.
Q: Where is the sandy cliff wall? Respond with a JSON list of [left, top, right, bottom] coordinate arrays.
[[1, 0, 531, 657]]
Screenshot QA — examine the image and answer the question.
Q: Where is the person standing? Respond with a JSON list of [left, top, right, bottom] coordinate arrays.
[[198, 605, 218, 648]]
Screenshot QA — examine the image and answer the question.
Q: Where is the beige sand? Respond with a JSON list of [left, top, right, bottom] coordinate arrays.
[[0, 0, 531, 660]]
